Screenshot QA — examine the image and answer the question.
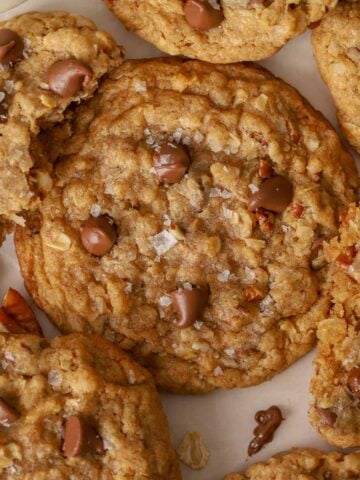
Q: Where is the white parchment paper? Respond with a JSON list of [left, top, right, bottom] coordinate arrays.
[[0, 1, 358, 479]]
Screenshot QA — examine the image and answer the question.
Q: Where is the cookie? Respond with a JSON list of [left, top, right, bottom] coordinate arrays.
[[309, 203, 360, 447], [0, 333, 181, 479], [0, 11, 123, 237], [312, 1, 360, 154], [104, 0, 337, 63], [224, 448, 360, 479], [15, 58, 358, 394]]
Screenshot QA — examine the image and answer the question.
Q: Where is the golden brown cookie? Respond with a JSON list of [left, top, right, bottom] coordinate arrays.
[[224, 448, 360, 479], [0, 333, 181, 479], [312, 1, 360, 153], [15, 58, 358, 394], [310, 203, 360, 447], [104, 0, 337, 63], [0, 11, 123, 240]]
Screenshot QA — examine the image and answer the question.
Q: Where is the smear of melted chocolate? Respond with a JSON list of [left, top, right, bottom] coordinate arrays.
[[248, 405, 284, 456]]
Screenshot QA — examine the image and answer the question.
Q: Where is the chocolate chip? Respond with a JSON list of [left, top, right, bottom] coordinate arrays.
[[153, 142, 190, 184], [0, 29, 23, 66], [248, 176, 293, 213], [63, 415, 104, 458], [47, 59, 93, 98], [171, 286, 209, 328], [80, 215, 117, 257], [248, 405, 283, 456], [0, 397, 19, 426], [348, 367, 360, 398], [316, 407, 337, 427], [184, 0, 224, 31]]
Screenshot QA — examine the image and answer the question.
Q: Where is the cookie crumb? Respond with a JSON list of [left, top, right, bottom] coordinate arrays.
[[177, 431, 210, 470]]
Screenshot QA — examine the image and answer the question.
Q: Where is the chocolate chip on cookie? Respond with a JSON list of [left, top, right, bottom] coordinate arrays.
[[171, 286, 209, 328], [80, 215, 117, 257], [184, 0, 224, 31], [249, 176, 293, 213], [0, 397, 19, 426], [0, 29, 23, 66], [47, 59, 93, 98], [63, 415, 104, 457], [248, 405, 283, 456], [153, 142, 190, 184], [347, 367, 360, 398]]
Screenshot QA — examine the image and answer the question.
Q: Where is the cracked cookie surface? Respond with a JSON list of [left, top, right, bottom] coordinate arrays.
[[310, 203, 360, 447], [224, 448, 360, 479], [312, 0, 360, 154], [0, 11, 122, 238], [104, 0, 337, 63], [0, 333, 180, 479], [15, 58, 358, 393]]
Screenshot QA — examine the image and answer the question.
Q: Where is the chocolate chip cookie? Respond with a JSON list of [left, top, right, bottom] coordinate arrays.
[[0, 333, 181, 479], [0, 11, 122, 238], [104, 0, 337, 63], [15, 58, 358, 393], [312, 1, 360, 153], [224, 448, 360, 479], [310, 203, 360, 447]]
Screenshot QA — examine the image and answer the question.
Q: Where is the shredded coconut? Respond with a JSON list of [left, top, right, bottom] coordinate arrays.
[[248, 183, 259, 194], [209, 188, 233, 199], [150, 230, 178, 256]]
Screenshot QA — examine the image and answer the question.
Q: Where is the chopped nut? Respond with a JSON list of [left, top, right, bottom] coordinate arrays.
[[40, 94, 57, 108], [177, 432, 210, 470], [258, 159, 273, 178], [244, 286, 265, 302], [335, 246, 356, 270], [35, 170, 53, 194], [255, 208, 274, 234], [45, 231, 72, 252], [169, 224, 186, 241], [290, 203, 304, 219]]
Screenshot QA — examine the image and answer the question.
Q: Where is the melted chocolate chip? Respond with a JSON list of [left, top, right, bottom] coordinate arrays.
[[248, 406, 283, 456], [80, 215, 117, 257], [348, 367, 360, 398], [153, 142, 190, 184], [248, 175, 293, 213], [316, 407, 337, 427], [184, 0, 224, 31], [63, 415, 104, 458], [0, 29, 23, 66], [0, 397, 19, 426], [171, 286, 209, 328], [47, 59, 93, 98]]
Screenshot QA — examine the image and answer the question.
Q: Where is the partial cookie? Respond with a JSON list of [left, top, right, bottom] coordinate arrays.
[[104, 0, 337, 63], [224, 448, 360, 479], [312, 1, 360, 153], [0, 11, 122, 235], [15, 58, 358, 393], [310, 203, 360, 447], [0, 333, 181, 479]]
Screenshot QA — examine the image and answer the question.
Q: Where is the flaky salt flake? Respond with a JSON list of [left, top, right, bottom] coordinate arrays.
[[150, 230, 178, 256], [248, 183, 259, 194], [182, 135, 191, 145], [224, 348, 235, 356], [183, 282, 193, 291], [159, 295, 172, 307], [209, 188, 233, 199], [134, 80, 147, 93], [124, 282, 133, 294], [193, 320, 203, 331], [158, 153, 171, 165], [146, 136, 155, 145], [90, 204, 102, 218], [214, 366, 223, 376], [222, 206, 233, 219], [127, 369, 137, 385], [177, 432, 210, 470], [48, 370, 62, 387], [155, 255, 161, 263], [217, 270, 231, 282], [245, 266, 256, 280], [172, 128, 183, 143], [4, 352, 15, 363], [208, 0, 221, 9], [144, 127, 151, 136], [149, 167, 157, 174], [281, 224, 291, 233]]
